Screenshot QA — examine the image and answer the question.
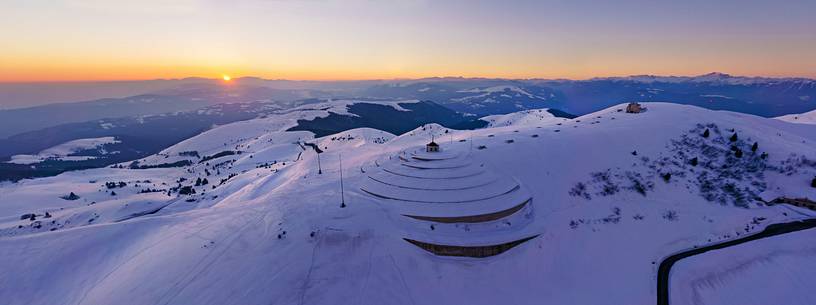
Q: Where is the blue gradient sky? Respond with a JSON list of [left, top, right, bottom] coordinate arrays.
[[2, 0, 815, 81]]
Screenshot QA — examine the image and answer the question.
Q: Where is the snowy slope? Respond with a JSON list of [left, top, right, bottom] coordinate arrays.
[[7, 137, 120, 164], [776, 109, 816, 125], [1, 102, 815, 305], [134, 99, 412, 168]]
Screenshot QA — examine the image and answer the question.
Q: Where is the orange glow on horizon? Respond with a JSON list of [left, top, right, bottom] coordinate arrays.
[[2, 62, 816, 83], [2, 1, 816, 83], [2, 47, 816, 83]]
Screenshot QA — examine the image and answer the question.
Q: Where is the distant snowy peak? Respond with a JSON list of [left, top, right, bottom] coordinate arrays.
[[273, 99, 419, 119], [776, 109, 816, 125], [456, 85, 548, 100], [447, 85, 555, 115], [389, 123, 450, 145], [319, 99, 420, 114], [594, 72, 816, 86], [316, 127, 396, 149], [480, 108, 568, 128]]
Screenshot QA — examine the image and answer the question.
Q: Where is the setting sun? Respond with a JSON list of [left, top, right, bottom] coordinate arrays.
[[222, 74, 231, 81]]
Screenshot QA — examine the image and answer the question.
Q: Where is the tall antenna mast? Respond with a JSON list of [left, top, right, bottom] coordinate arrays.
[[339, 154, 346, 208]]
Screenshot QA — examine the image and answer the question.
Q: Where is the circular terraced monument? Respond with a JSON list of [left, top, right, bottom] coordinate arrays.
[[361, 141, 539, 258]]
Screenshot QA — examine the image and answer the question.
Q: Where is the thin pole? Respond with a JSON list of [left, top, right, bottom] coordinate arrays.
[[339, 154, 346, 208], [317, 151, 322, 174]]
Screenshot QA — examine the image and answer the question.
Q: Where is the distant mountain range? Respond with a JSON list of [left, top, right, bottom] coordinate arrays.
[[591, 72, 816, 85], [1, 72, 815, 180], [361, 73, 816, 117], [0, 84, 332, 138]]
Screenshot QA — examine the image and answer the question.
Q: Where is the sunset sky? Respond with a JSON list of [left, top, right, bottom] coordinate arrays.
[[2, 0, 816, 82]]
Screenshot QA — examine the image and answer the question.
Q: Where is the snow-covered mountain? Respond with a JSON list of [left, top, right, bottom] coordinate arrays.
[[479, 108, 570, 128], [592, 72, 816, 86], [7, 137, 121, 164], [0, 99, 478, 181], [12, 72, 816, 182], [361, 82, 565, 117], [5, 73, 815, 136], [1, 102, 815, 305], [361, 74, 816, 118]]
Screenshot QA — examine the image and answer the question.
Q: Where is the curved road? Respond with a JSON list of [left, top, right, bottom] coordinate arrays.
[[657, 218, 816, 305]]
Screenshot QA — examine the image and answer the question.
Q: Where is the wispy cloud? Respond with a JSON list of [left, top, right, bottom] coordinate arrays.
[[65, 0, 202, 15]]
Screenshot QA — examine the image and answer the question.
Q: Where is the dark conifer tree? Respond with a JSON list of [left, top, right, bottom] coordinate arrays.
[[63, 192, 80, 200], [702, 129, 710, 138], [690, 157, 698, 166], [751, 142, 758, 152], [730, 133, 738, 142]]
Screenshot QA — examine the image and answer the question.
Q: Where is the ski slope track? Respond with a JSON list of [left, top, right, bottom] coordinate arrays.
[[1, 102, 815, 305]]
